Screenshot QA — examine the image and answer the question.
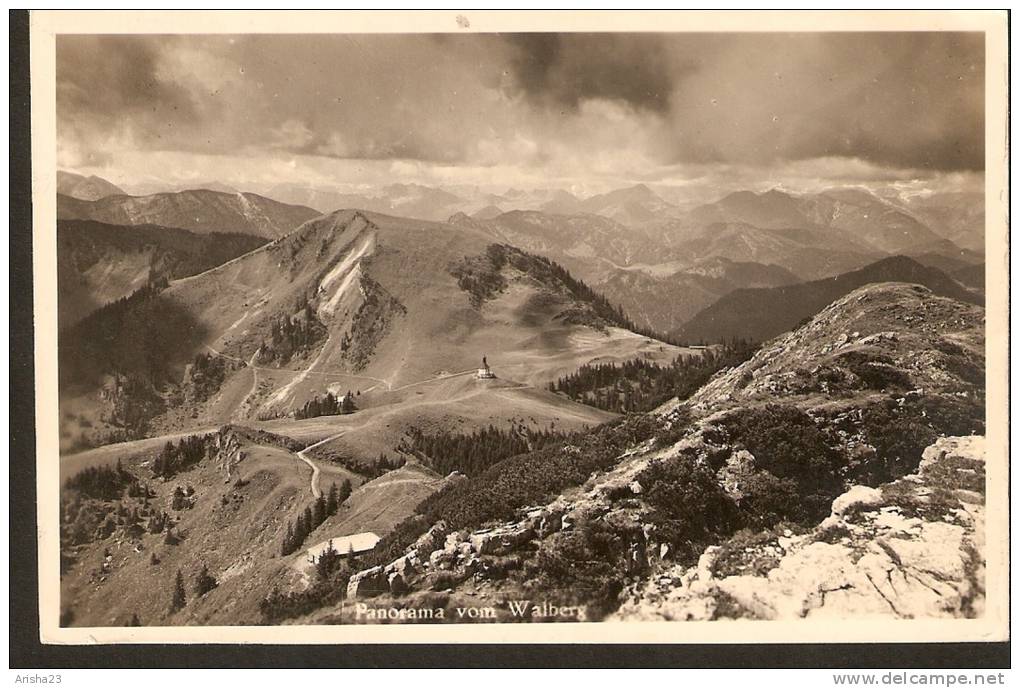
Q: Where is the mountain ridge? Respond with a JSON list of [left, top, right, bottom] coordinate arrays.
[[57, 189, 321, 239], [674, 255, 982, 343]]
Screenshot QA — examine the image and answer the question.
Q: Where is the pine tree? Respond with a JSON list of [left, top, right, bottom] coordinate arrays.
[[313, 494, 327, 528], [194, 564, 218, 596], [170, 569, 186, 612], [326, 483, 339, 516], [315, 540, 341, 582], [302, 506, 313, 536]]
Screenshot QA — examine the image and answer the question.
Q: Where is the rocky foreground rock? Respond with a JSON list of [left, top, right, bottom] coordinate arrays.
[[612, 435, 985, 621]]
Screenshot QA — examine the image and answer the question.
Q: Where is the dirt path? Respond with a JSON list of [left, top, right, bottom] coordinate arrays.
[[295, 432, 346, 498], [387, 369, 476, 392]]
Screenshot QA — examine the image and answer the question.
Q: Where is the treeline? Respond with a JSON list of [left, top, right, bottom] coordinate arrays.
[[60, 463, 169, 551], [550, 341, 759, 413], [257, 296, 327, 365], [399, 423, 576, 477], [452, 244, 684, 346], [340, 454, 404, 480], [294, 391, 357, 420], [280, 480, 352, 556], [60, 276, 203, 389], [58, 220, 267, 287], [63, 461, 134, 500], [59, 277, 208, 441], [187, 352, 230, 403], [152, 435, 208, 479]]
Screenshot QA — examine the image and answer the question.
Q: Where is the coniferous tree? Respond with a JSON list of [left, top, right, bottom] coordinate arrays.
[[302, 506, 313, 536], [326, 483, 339, 516], [313, 494, 327, 528], [314, 540, 341, 582], [170, 569, 186, 612], [194, 564, 218, 596]]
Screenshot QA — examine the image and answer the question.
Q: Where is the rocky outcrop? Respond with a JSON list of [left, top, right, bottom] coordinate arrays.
[[213, 427, 247, 482], [346, 566, 389, 599], [683, 283, 985, 412], [613, 436, 985, 621]]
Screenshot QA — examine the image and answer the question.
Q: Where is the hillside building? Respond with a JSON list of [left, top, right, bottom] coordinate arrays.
[[477, 355, 495, 379], [305, 532, 380, 564]]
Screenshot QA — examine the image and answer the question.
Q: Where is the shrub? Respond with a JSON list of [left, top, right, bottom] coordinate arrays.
[[835, 350, 911, 391], [653, 408, 692, 449], [528, 519, 628, 620], [711, 527, 784, 578], [720, 405, 844, 524], [639, 455, 742, 559], [918, 395, 985, 436], [855, 403, 938, 485]]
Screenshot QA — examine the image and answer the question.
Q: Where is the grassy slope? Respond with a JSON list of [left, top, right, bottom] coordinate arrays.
[[61, 444, 310, 626]]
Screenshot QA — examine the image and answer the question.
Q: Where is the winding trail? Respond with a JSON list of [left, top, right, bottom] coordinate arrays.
[[296, 432, 346, 498]]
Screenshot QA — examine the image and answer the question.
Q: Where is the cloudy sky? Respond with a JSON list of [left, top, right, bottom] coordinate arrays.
[[56, 31, 985, 198]]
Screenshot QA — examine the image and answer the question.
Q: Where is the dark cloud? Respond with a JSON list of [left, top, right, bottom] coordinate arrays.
[[503, 33, 679, 113], [652, 32, 985, 172], [56, 32, 986, 178], [57, 36, 201, 140], [756, 32, 985, 171]]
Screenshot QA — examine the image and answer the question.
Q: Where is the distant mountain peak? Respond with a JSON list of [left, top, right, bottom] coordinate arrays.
[[56, 170, 126, 201]]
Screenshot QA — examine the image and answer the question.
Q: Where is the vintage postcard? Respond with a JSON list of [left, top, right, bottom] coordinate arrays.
[[28, 10, 1009, 646]]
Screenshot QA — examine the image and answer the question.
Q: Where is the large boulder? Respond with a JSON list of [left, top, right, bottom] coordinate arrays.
[[346, 566, 388, 599], [831, 485, 883, 516]]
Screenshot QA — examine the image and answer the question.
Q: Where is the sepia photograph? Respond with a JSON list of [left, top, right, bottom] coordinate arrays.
[[15, 10, 1009, 659]]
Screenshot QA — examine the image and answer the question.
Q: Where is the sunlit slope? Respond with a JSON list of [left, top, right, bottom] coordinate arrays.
[[155, 209, 685, 422]]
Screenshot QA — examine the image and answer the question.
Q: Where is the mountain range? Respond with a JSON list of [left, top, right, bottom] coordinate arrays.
[[54, 181, 984, 343], [57, 189, 319, 239], [675, 255, 983, 343], [58, 208, 687, 452]]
